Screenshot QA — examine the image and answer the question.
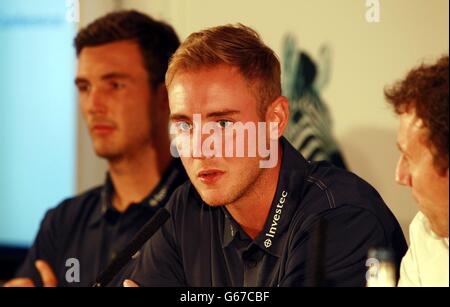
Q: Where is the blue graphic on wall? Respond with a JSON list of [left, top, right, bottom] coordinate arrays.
[[0, 0, 76, 247]]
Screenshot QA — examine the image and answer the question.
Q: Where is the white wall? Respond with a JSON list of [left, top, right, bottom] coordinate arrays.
[[78, 0, 449, 240]]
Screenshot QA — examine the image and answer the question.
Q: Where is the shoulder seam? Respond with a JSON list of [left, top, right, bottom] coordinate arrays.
[[306, 175, 336, 209]]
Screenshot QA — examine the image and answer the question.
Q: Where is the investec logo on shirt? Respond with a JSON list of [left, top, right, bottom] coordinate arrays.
[[264, 190, 288, 248]]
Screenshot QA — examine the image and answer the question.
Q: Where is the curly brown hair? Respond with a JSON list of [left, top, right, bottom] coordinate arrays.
[[385, 55, 449, 174]]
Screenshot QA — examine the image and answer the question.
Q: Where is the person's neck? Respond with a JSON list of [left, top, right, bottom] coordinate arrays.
[[225, 148, 283, 240], [108, 140, 171, 213]]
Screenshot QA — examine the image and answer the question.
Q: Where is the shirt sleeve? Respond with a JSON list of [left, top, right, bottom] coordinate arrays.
[[13, 208, 59, 286], [280, 206, 396, 287], [126, 192, 187, 287]]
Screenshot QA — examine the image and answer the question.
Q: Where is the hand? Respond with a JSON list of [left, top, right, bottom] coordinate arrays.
[[123, 279, 140, 287], [3, 278, 35, 287], [35, 260, 57, 287], [3, 260, 57, 287]]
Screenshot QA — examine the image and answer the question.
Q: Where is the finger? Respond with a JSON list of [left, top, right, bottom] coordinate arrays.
[[3, 278, 35, 287], [123, 279, 140, 287], [35, 260, 57, 287]]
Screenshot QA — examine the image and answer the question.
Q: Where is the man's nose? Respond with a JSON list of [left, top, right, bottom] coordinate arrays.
[[191, 126, 223, 160], [395, 156, 412, 187], [191, 131, 210, 159], [87, 88, 107, 115]]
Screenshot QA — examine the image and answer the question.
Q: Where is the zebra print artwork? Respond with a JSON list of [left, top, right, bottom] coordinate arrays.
[[282, 35, 347, 169]]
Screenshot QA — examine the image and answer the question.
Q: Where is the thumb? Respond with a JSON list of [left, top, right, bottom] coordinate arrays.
[[123, 279, 140, 287], [35, 260, 57, 287], [3, 278, 35, 287]]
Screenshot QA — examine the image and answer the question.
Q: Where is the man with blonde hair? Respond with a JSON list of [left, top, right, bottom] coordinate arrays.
[[123, 24, 407, 287]]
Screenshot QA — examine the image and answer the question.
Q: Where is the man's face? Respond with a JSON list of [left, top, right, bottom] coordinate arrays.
[[76, 40, 154, 160], [396, 109, 449, 237], [168, 65, 268, 206]]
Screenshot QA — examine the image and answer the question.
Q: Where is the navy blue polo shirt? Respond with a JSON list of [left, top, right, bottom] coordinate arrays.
[[14, 159, 187, 287], [127, 138, 407, 287]]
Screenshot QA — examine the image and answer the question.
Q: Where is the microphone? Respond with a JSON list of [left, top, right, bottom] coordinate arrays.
[[92, 207, 171, 287]]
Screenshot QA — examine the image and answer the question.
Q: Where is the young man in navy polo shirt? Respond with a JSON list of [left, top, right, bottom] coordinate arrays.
[[5, 11, 186, 287], [123, 24, 407, 287]]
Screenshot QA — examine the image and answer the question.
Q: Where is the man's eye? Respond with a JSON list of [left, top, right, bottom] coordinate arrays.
[[176, 122, 193, 132], [77, 84, 90, 93], [217, 120, 232, 128], [110, 81, 125, 90]]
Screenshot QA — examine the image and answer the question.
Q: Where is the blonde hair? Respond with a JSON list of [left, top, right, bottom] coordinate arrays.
[[166, 24, 281, 117]]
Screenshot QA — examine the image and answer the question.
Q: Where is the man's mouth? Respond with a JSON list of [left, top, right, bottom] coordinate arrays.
[[91, 124, 116, 135], [197, 169, 225, 185]]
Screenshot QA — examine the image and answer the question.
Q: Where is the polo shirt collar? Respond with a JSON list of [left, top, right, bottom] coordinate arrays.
[[89, 159, 184, 227], [221, 137, 309, 257], [222, 208, 240, 248]]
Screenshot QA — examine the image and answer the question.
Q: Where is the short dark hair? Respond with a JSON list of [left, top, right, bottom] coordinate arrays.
[[385, 55, 449, 173], [75, 10, 180, 85]]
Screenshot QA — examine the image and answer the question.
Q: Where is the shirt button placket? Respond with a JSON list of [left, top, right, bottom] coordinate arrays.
[[243, 260, 258, 287]]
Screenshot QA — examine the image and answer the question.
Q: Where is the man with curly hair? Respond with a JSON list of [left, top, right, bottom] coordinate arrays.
[[385, 55, 449, 286]]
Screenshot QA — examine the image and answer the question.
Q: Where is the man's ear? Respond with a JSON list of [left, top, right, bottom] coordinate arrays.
[[265, 96, 290, 138]]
